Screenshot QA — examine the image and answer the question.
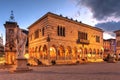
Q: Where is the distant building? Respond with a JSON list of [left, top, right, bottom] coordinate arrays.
[[0, 35, 4, 56], [0, 35, 3, 45], [103, 39, 116, 57], [28, 12, 104, 65], [114, 30, 120, 55]]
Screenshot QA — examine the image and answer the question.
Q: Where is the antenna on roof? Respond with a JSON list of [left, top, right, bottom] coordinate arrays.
[[9, 10, 15, 22]]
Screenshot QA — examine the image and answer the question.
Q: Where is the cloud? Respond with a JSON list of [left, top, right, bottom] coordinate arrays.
[[78, 0, 120, 21], [75, 0, 120, 39], [103, 32, 115, 39], [95, 21, 120, 38], [95, 21, 120, 32]]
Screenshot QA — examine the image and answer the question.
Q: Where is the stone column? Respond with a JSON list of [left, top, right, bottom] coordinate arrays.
[[56, 47, 58, 60]]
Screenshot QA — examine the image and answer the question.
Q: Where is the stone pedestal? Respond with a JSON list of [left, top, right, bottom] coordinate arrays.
[[11, 58, 32, 72], [5, 52, 16, 65]]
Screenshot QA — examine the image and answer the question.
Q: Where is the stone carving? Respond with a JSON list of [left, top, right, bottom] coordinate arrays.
[[5, 29, 16, 51], [16, 28, 27, 59]]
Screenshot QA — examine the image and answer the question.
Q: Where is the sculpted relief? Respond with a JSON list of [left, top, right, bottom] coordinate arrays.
[[5, 27, 27, 59], [5, 29, 16, 51], [16, 28, 27, 58]]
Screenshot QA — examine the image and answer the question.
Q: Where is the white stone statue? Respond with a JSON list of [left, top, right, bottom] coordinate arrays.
[[16, 28, 27, 59]]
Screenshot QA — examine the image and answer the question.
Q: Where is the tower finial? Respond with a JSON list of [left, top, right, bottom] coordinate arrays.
[[9, 10, 15, 22]]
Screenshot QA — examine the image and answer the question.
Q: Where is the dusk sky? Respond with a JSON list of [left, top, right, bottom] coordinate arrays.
[[0, 0, 120, 44]]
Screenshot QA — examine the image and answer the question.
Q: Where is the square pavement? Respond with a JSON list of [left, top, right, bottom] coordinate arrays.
[[0, 62, 120, 80]]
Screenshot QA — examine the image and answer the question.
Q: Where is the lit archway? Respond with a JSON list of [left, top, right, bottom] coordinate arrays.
[[58, 45, 65, 60], [43, 45, 47, 59], [35, 46, 38, 58], [66, 46, 72, 60], [50, 45, 57, 60], [88, 48, 92, 58], [77, 48, 83, 59], [72, 47, 77, 59], [38, 45, 42, 59]]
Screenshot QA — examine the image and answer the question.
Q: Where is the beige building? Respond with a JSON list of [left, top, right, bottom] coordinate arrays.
[[28, 12, 104, 65], [114, 30, 120, 55], [103, 39, 116, 57], [0, 35, 4, 56]]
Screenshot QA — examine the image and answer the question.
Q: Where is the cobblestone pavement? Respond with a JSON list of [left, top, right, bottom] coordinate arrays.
[[0, 62, 120, 80]]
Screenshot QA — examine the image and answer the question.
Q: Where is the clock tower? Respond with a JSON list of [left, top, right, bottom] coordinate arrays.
[[4, 11, 19, 64]]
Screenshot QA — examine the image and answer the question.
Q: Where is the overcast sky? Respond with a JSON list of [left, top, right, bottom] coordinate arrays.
[[0, 0, 120, 44], [79, 0, 120, 39]]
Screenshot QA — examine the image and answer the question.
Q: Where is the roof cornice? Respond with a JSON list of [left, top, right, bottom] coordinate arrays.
[[28, 12, 104, 32]]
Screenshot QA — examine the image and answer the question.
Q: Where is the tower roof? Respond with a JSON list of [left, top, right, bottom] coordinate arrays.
[[9, 10, 15, 22]]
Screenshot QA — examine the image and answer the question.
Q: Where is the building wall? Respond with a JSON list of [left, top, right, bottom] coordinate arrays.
[[103, 39, 116, 57], [114, 30, 120, 55], [116, 37, 120, 54], [4, 22, 18, 64], [28, 12, 104, 65], [47, 14, 103, 48], [0, 36, 4, 54]]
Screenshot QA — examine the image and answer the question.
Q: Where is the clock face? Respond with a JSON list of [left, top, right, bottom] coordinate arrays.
[[7, 29, 15, 42], [9, 29, 14, 34]]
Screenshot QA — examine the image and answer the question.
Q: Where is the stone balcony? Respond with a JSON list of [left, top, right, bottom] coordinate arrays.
[[76, 39, 89, 44]]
